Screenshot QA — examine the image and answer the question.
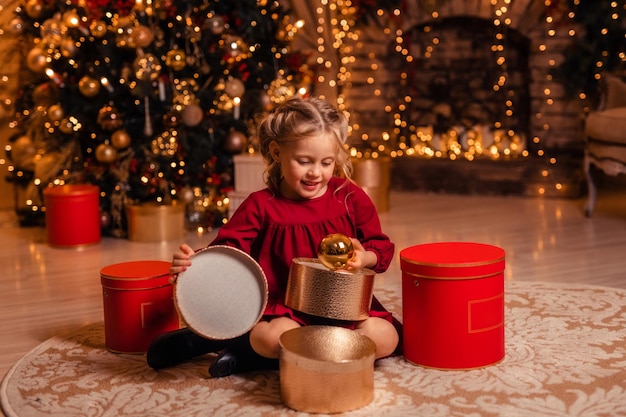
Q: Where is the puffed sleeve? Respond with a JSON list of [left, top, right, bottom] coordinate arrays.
[[346, 181, 395, 273], [209, 190, 266, 254]]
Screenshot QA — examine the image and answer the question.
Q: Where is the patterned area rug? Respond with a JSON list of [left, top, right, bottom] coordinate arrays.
[[2, 281, 626, 417]]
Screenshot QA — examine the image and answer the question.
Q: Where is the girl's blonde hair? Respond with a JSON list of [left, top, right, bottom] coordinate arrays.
[[257, 97, 352, 191]]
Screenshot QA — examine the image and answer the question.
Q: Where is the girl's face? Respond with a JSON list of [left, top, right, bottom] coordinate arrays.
[[270, 134, 338, 200]]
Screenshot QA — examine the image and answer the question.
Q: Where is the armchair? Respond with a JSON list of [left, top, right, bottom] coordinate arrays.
[[583, 73, 626, 216]]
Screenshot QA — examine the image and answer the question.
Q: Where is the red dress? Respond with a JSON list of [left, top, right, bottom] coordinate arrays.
[[209, 176, 396, 326]]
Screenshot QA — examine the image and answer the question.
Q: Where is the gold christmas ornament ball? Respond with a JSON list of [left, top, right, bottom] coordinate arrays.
[[95, 143, 118, 163], [40, 16, 64, 39], [60, 37, 78, 58], [10, 136, 37, 168], [179, 186, 195, 204], [111, 129, 131, 149], [62, 9, 81, 28], [48, 103, 64, 122], [182, 104, 204, 126], [206, 15, 226, 34], [9, 17, 25, 35], [26, 47, 48, 73], [317, 233, 355, 270], [58, 117, 75, 134], [132, 25, 154, 48], [223, 130, 247, 154], [78, 76, 101, 97], [25, 0, 43, 18], [165, 49, 187, 71], [224, 77, 245, 98], [133, 53, 162, 81], [90, 20, 108, 38], [97, 105, 124, 131], [31, 83, 59, 107]]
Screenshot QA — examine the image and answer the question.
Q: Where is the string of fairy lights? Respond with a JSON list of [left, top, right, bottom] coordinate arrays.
[[309, 0, 623, 196], [1, 0, 624, 204]]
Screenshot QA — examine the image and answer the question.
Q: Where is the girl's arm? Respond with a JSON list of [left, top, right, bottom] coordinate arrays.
[[346, 181, 395, 273]]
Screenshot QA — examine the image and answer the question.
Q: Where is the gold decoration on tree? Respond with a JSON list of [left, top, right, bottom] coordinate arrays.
[[111, 129, 131, 149], [97, 104, 124, 131], [223, 130, 247, 154], [165, 49, 187, 71], [133, 53, 162, 81], [132, 25, 154, 48], [24, 0, 43, 19], [90, 20, 108, 38], [95, 143, 117, 163], [47, 103, 64, 122], [26, 48, 48, 73], [10, 136, 37, 170], [78, 76, 101, 97], [181, 103, 204, 127], [58, 117, 75, 134]]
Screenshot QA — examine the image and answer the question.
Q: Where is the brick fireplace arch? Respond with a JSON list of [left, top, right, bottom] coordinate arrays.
[[345, 0, 586, 197]]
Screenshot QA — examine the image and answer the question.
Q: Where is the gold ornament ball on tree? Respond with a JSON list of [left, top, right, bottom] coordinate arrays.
[[166, 49, 187, 71], [224, 77, 245, 98], [78, 76, 101, 97], [318, 233, 355, 270], [58, 117, 75, 134], [62, 9, 81, 28], [182, 103, 204, 126], [60, 37, 78, 58], [97, 105, 123, 131], [90, 20, 108, 38], [111, 129, 131, 149], [223, 130, 247, 153], [10, 136, 37, 169], [9, 17, 25, 35], [26, 47, 48, 73], [133, 53, 162, 81], [47, 103, 64, 122], [32, 82, 59, 106], [25, 0, 43, 18], [95, 143, 117, 163], [179, 186, 195, 204], [132, 25, 154, 48]]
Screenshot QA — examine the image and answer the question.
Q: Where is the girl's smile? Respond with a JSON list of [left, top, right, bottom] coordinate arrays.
[[270, 134, 337, 200]]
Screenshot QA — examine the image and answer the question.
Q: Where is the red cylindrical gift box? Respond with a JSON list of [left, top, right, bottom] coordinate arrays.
[[400, 242, 505, 369], [43, 184, 101, 247], [101, 260, 180, 354]]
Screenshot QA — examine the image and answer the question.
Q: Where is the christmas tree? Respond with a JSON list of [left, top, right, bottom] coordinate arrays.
[[5, 0, 310, 236]]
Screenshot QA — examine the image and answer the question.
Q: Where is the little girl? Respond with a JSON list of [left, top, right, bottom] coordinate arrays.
[[148, 97, 401, 377]]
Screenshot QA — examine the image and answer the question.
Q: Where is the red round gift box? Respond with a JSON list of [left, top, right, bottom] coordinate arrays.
[[43, 184, 101, 247], [101, 260, 180, 354], [400, 242, 505, 369]]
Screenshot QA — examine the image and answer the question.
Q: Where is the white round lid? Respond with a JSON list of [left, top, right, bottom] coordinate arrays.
[[174, 245, 268, 340]]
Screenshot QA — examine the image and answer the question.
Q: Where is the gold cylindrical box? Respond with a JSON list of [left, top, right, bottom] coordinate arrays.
[[285, 258, 375, 321], [126, 202, 185, 242], [351, 157, 391, 213], [279, 326, 376, 414]]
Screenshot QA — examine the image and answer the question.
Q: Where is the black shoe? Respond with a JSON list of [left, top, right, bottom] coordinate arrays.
[[147, 328, 229, 370], [208, 349, 239, 377], [208, 347, 279, 378]]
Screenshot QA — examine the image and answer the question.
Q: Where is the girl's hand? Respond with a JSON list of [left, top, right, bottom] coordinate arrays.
[[345, 238, 377, 271], [169, 243, 195, 282]]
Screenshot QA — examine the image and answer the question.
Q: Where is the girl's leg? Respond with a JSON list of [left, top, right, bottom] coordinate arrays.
[[250, 317, 301, 359], [355, 317, 400, 359], [208, 317, 300, 378], [147, 327, 234, 370]]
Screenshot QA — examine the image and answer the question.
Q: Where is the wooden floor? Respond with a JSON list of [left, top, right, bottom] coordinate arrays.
[[1, 188, 625, 390]]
